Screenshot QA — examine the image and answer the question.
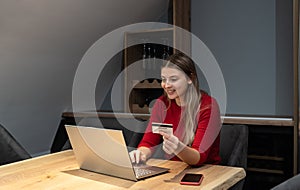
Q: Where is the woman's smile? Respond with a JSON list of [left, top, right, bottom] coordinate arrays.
[[166, 88, 175, 95]]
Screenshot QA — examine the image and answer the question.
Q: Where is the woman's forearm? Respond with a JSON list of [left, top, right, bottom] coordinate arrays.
[[176, 142, 200, 165]]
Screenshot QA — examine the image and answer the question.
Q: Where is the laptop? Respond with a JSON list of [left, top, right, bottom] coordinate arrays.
[[65, 125, 169, 181]]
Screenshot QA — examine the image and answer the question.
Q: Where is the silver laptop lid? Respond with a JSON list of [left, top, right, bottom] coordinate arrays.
[[65, 125, 137, 181]]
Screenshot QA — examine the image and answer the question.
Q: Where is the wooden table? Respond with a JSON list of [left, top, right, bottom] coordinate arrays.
[[0, 150, 246, 190]]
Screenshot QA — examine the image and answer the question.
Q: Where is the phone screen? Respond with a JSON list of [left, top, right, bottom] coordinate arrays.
[[180, 173, 204, 186]]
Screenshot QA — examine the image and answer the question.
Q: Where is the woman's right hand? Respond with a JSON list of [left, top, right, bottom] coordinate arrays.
[[129, 149, 147, 164]]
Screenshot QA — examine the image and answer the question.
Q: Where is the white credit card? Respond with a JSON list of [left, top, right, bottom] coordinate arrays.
[[152, 122, 173, 135]]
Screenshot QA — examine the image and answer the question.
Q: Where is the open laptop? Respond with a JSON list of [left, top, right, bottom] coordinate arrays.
[[65, 125, 169, 181]]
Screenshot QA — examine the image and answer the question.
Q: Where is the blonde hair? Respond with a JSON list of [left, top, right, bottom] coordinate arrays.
[[163, 52, 201, 145]]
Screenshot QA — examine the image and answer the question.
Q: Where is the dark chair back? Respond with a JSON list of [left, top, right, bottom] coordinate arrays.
[[271, 173, 300, 190], [61, 116, 147, 151], [0, 124, 31, 165], [219, 124, 249, 190]]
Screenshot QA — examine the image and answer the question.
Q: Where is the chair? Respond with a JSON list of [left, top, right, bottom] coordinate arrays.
[[219, 124, 249, 190], [271, 173, 300, 190], [0, 124, 31, 165], [59, 116, 147, 152], [51, 118, 75, 153]]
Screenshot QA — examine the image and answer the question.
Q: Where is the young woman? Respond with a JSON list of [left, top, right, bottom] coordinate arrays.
[[129, 52, 221, 166]]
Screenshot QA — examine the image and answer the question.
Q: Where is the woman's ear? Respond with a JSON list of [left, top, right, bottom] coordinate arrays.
[[188, 73, 195, 84]]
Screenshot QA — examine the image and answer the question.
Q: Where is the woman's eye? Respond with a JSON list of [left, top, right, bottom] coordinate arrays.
[[170, 78, 178, 82], [161, 77, 178, 83]]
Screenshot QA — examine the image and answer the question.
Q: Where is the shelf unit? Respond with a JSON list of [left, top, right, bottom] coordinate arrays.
[[123, 28, 174, 114], [122, 0, 192, 115], [244, 123, 295, 189]]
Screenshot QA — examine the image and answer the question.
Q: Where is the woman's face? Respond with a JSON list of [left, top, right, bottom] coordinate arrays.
[[161, 67, 192, 106]]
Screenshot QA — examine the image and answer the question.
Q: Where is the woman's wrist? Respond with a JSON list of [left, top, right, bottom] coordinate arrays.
[[176, 141, 185, 154], [138, 146, 152, 160]]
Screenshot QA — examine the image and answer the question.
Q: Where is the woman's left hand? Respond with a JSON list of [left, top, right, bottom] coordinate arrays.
[[159, 131, 180, 155]]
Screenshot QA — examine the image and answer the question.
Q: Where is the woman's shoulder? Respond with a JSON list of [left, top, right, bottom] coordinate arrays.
[[200, 91, 219, 107], [200, 91, 212, 101], [157, 95, 168, 103], [155, 95, 177, 109], [153, 95, 169, 108]]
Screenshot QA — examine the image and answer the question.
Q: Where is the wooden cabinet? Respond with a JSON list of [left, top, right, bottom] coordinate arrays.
[[245, 124, 294, 189], [123, 28, 174, 114], [122, 0, 191, 114]]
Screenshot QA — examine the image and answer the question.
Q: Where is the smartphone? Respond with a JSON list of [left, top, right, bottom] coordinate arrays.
[[180, 173, 204, 186]]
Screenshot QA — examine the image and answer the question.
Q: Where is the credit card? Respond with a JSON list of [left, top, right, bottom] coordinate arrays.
[[152, 122, 173, 135]]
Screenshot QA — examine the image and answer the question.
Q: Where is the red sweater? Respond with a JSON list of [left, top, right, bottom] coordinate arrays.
[[138, 92, 221, 166]]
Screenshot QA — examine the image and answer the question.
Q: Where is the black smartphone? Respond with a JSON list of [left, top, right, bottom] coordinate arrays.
[[180, 173, 204, 186]]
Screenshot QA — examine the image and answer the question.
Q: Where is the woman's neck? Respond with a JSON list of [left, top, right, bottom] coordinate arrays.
[[175, 97, 185, 106]]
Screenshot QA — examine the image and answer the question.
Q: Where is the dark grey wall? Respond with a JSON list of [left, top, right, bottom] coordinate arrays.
[[191, 0, 293, 116], [0, 0, 169, 156]]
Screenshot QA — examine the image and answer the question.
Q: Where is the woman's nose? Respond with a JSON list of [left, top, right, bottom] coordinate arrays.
[[165, 81, 172, 87]]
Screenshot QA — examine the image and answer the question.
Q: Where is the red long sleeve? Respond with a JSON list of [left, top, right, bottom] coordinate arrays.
[[138, 92, 221, 165]]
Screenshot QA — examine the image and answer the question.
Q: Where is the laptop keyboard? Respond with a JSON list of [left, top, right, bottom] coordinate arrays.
[[133, 165, 155, 178]]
